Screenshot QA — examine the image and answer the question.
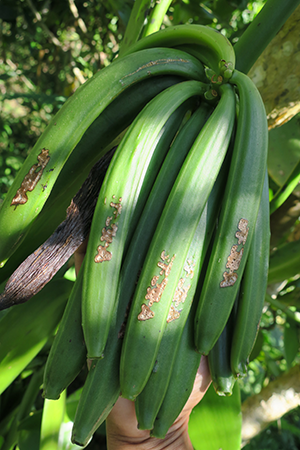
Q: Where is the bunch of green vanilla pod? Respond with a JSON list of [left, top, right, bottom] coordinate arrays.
[[0, 24, 269, 447]]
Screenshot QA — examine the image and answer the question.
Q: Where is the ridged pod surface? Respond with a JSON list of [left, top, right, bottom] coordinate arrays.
[[194, 69, 268, 356], [120, 83, 236, 400]]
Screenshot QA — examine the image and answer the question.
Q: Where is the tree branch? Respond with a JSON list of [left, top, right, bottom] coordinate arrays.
[[248, 5, 300, 128], [241, 364, 300, 446], [25, 0, 61, 47]]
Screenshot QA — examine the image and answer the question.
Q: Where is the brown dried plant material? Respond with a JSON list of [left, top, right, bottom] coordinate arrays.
[[11, 148, 50, 206], [0, 148, 116, 310]]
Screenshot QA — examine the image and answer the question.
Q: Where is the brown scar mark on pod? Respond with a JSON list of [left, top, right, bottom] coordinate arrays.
[[220, 218, 249, 288], [167, 305, 180, 323], [105, 216, 113, 227], [160, 250, 169, 261], [173, 280, 191, 307], [138, 303, 155, 321], [220, 271, 238, 288], [157, 255, 175, 277], [235, 218, 249, 245], [226, 245, 244, 272], [184, 259, 195, 279], [110, 200, 122, 218], [100, 223, 118, 244], [151, 275, 159, 286], [145, 278, 168, 307], [166, 257, 194, 320], [139, 252, 176, 320], [95, 195, 122, 263], [10, 148, 50, 206], [94, 243, 112, 263]]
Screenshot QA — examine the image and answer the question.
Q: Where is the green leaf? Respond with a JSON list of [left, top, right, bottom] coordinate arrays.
[[60, 389, 90, 449], [189, 382, 242, 450], [65, 388, 83, 423], [268, 114, 300, 191], [0, 279, 72, 394], [18, 411, 42, 450], [268, 240, 300, 285], [40, 391, 66, 450]]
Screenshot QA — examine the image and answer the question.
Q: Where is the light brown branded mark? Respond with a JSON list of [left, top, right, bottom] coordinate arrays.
[[166, 259, 195, 323], [94, 196, 122, 263], [220, 218, 249, 288], [11, 148, 50, 206], [138, 251, 176, 321]]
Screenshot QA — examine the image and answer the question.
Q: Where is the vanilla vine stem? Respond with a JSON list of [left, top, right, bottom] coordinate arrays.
[[234, 0, 300, 74]]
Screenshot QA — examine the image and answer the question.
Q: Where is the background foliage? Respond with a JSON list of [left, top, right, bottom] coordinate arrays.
[[0, 0, 266, 200], [1, 1, 300, 449]]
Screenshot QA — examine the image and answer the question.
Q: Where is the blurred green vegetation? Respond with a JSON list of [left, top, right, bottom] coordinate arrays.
[[0, 0, 266, 200]]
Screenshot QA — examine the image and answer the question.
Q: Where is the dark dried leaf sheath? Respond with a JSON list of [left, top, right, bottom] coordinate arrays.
[[0, 147, 116, 310]]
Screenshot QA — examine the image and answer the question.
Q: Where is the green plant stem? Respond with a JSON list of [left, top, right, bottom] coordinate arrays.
[[270, 159, 300, 214], [118, 0, 153, 57], [142, 0, 173, 37], [234, 0, 300, 74], [266, 293, 300, 324]]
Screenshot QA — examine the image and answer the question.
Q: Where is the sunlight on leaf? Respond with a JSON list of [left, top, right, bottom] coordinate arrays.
[[189, 382, 242, 450]]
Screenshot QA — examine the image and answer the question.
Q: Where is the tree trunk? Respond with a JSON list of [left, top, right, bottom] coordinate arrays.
[[241, 364, 300, 446], [248, 5, 300, 129]]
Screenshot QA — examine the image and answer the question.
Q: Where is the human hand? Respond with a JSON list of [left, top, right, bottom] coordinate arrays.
[[106, 356, 211, 450], [75, 241, 211, 450]]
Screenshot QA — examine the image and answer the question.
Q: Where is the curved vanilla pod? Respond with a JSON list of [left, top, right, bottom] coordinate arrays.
[[120, 24, 235, 76], [208, 296, 237, 397], [43, 265, 87, 400], [71, 101, 212, 448], [135, 157, 229, 430], [71, 322, 120, 447], [82, 81, 208, 359], [0, 150, 114, 310], [194, 69, 268, 356], [116, 101, 212, 326], [0, 47, 205, 267], [150, 295, 201, 439], [230, 170, 270, 377], [120, 83, 236, 400], [0, 75, 185, 285]]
